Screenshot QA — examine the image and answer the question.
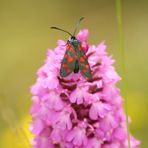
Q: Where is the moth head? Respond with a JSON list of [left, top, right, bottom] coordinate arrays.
[[70, 36, 80, 45]]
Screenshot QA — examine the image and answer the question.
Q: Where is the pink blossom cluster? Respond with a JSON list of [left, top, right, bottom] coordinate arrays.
[[30, 29, 140, 148]]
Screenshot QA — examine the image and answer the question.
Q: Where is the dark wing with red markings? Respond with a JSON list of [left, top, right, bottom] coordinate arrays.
[[60, 42, 76, 77], [77, 44, 92, 79]]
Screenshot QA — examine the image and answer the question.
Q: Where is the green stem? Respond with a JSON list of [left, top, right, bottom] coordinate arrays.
[[115, 0, 131, 148]]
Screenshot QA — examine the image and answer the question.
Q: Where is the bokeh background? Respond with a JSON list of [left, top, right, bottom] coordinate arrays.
[[0, 0, 147, 147]]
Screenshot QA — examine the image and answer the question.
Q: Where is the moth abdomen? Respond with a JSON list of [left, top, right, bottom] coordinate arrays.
[[74, 60, 79, 73]]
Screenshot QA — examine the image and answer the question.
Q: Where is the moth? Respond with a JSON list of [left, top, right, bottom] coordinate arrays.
[[51, 17, 92, 79]]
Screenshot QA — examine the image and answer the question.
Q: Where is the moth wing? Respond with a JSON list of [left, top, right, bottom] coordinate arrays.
[[60, 43, 76, 77], [77, 45, 92, 79]]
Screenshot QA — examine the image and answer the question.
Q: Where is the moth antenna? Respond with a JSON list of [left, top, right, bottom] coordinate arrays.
[[73, 17, 85, 36], [50, 26, 73, 36]]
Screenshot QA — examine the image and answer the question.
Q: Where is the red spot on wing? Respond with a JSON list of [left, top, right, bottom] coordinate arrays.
[[66, 68, 70, 73], [67, 44, 73, 51], [65, 54, 69, 59], [83, 68, 87, 73], [80, 57, 85, 63], [78, 45, 83, 51], [83, 55, 87, 60], [67, 44, 71, 48], [85, 64, 89, 69], [67, 57, 74, 63], [62, 64, 67, 68]]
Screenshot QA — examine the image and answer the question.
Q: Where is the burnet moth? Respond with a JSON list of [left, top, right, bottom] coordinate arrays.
[[51, 17, 92, 79]]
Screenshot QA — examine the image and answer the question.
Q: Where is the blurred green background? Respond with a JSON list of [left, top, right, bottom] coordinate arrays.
[[0, 0, 147, 147]]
